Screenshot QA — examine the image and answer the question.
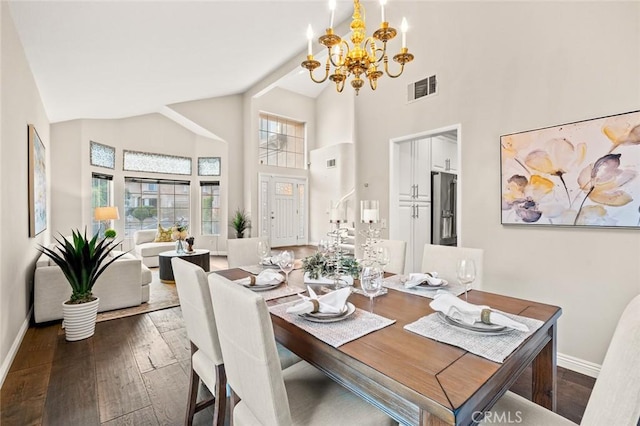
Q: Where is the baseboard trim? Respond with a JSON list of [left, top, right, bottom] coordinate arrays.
[[0, 308, 32, 387], [558, 352, 600, 378]]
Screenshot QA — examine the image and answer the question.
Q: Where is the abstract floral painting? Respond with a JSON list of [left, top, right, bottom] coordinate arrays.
[[28, 124, 47, 237], [501, 110, 640, 228]]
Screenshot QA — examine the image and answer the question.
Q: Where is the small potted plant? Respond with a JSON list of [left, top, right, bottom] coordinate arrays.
[[230, 208, 251, 238], [38, 229, 126, 341]]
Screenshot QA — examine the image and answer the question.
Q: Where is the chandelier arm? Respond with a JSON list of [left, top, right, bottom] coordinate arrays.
[[327, 40, 350, 68], [383, 56, 406, 78], [309, 60, 331, 83]]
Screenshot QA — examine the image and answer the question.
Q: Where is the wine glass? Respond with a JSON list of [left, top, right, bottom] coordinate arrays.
[[360, 262, 383, 313], [277, 250, 295, 289], [376, 247, 390, 271], [317, 239, 329, 254], [456, 259, 476, 302], [257, 240, 270, 268]]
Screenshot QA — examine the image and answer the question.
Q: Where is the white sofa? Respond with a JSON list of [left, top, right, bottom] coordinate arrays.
[[34, 248, 152, 323], [133, 229, 175, 267]]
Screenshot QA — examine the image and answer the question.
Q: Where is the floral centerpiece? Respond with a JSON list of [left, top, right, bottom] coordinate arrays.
[[302, 252, 360, 280], [171, 219, 189, 253]]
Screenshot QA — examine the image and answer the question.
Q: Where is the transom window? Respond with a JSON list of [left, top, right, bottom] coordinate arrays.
[[258, 113, 305, 169]]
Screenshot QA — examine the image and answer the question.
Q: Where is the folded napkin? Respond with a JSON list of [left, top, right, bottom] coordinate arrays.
[[261, 255, 281, 266], [286, 286, 351, 315], [404, 272, 444, 289], [303, 272, 354, 286], [429, 292, 529, 332], [235, 269, 284, 286]]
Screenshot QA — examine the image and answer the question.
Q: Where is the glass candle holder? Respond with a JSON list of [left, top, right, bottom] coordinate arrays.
[[329, 201, 347, 223], [361, 200, 380, 223]]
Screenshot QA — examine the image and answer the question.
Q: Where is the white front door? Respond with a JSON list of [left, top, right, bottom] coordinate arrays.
[[258, 174, 307, 247]]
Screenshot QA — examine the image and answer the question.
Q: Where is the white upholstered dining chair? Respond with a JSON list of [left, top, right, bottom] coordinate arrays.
[[375, 239, 407, 275], [421, 244, 484, 290], [171, 258, 226, 426], [172, 259, 301, 426], [208, 273, 397, 426], [481, 294, 640, 425], [227, 237, 269, 268]]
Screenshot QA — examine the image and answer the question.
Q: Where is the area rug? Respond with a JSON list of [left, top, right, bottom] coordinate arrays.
[[96, 270, 180, 322]]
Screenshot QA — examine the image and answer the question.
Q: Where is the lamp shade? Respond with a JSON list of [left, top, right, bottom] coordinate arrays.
[[94, 206, 120, 221]]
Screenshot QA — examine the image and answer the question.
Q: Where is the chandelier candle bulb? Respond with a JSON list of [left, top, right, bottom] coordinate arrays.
[[307, 25, 313, 56], [329, 0, 336, 29], [380, 0, 387, 24], [401, 18, 408, 48]]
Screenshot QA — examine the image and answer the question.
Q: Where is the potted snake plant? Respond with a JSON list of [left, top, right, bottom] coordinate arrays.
[[230, 208, 251, 238], [38, 229, 126, 341]]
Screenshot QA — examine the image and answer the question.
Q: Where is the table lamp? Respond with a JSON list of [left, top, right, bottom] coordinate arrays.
[[94, 206, 120, 237]]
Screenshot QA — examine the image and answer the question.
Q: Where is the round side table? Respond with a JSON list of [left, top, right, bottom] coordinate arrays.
[[158, 249, 211, 283]]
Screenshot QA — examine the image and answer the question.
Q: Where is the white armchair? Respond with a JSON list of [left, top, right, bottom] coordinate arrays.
[[133, 229, 175, 267]]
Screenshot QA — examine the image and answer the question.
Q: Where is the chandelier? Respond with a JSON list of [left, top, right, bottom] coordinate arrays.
[[301, 0, 414, 95]]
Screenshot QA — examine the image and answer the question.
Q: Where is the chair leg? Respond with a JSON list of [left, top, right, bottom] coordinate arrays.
[[229, 387, 241, 426], [212, 364, 227, 426], [185, 344, 200, 426]]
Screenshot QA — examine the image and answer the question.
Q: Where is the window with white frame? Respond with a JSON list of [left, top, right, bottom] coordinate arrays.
[[91, 173, 113, 236], [124, 177, 190, 237], [258, 113, 305, 169], [200, 182, 221, 235]]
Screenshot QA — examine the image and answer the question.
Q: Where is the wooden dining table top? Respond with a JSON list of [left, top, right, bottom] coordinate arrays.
[[213, 267, 562, 426]]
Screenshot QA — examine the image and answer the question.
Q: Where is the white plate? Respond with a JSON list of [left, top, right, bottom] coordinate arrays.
[[260, 262, 280, 269], [300, 303, 356, 323], [305, 304, 349, 319], [414, 279, 449, 289], [437, 312, 513, 335], [243, 282, 281, 292]]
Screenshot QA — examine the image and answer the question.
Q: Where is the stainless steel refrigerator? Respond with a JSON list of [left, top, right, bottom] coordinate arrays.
[[431, 171, 457, 246]]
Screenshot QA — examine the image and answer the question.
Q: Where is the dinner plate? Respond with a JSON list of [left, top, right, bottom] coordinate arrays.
[[260, 261, 280, 269], [300, 303, 356, 323], [305, 304, 349, 319], [414, 279, 448, 289], [437, 312, 513, 335], [242, 282, 281, 291]]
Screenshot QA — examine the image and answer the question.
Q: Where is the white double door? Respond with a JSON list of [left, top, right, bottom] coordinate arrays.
[[390, 137, 432, 272], [258, 174, 308, 247]]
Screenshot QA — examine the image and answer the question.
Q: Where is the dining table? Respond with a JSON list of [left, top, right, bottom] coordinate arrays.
[[213, 267, 562, 426]]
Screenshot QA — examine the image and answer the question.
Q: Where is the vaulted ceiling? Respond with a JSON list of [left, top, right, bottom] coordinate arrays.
[[9, 0, 366, 123]]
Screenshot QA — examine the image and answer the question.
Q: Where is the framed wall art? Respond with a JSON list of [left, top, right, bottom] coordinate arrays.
[[501, 110, 640, 228], [28, 124, 47, 237]]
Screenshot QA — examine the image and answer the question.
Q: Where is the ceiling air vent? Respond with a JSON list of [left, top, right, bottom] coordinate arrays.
[[408, 75, 437, 102], [327, 159, 336, 168]]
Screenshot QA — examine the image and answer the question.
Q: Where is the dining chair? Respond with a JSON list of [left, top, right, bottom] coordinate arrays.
[[171, 258, 226, 426], [481, 294, 640, 425], [227, 237, 269, 268], [208, 273, 397, 426], [420, 243, 484, 289], [375, 239, 407, 275]]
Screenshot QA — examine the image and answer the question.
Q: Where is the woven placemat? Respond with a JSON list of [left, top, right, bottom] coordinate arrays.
[[404, 312, 543, 363], [270, 301, 395, 347]]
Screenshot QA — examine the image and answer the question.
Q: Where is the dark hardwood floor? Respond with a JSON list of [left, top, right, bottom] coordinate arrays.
[[1, 246, 595, 425]]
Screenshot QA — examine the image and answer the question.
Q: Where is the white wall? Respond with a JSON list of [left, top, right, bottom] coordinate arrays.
[[50, 114, 227, 252], [315, 85, 355, 149], [168, 94, 243, 245], [309, 143, 356, 243], [354, 1, 640, 366], [1, 2, 51, 384]]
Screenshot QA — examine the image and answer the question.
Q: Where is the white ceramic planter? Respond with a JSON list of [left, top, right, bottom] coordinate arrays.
[[62, 297, 100, 341]]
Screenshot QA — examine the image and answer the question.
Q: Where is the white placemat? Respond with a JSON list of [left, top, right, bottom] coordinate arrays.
[[383, 275, 466, 299], [269, 300, 396, 348], [404, 312, 544, 363]]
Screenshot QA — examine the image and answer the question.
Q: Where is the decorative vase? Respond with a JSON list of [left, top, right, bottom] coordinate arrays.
[[62, 297, 100, 341], [176, 239, 186, 254]]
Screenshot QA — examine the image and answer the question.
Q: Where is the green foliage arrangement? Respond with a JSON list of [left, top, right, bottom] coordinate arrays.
[[302, 252, 360, 279], [104, 228, 117, 239], [38, 229, 127, 304], [230, 208, 251, 238]]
